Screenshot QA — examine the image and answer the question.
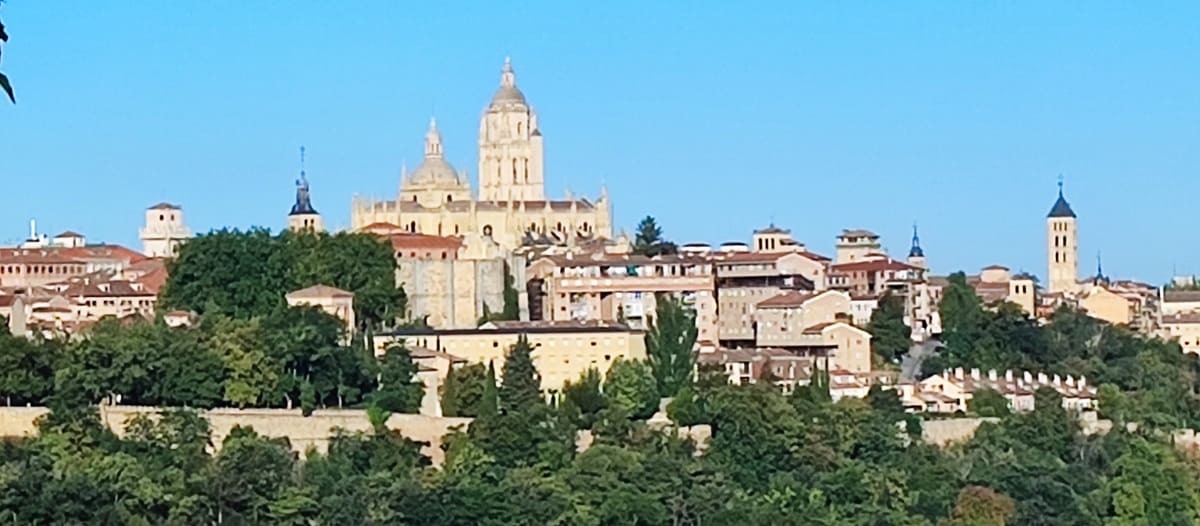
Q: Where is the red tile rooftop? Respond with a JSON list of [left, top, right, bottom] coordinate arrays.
[[756, 289, 817, 309], [831, 259, 920, 273]]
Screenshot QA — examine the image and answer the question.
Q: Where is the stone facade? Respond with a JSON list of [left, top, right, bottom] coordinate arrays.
[[371, 228, 525, 330], [350, 59, 612, 251], [285, 285, 355, 329], [526, 252, 717, 343], [139, 203, 191, 258], [375, 320, 646, 396]]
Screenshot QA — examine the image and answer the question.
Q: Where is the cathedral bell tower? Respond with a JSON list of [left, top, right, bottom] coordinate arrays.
[[1046, 179, 1078, 293], [478, 57, 545, 202]]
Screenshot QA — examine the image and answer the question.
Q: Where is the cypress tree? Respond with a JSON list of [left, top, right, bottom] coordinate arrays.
[[499, 334, 541, 412], [479, 361, 499, 417]]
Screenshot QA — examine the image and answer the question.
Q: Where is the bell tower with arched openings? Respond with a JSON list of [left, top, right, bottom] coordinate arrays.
[[478, 57, 545, 202], [1046, 179, 1078, 294]]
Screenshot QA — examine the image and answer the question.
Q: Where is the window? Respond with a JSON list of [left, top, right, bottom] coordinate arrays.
[[447, 195, 453, 202], [483, 225, 493, 236]]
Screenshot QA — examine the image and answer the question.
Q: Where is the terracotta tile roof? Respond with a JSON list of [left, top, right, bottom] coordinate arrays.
[[541, 252, 709, 268], [802, 321, 838, 334], [385, 233, 463, 252], [286, 284, 355, 299], [1163, 313, 1200, 325], [717, 251, 830, 264], [358, 222, 406, 235], [757, 290, 817, 309], [1164, 290, 1200, 303], [831, 259, 919, 273]]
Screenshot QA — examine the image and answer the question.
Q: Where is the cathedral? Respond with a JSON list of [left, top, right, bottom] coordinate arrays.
[[350, 58, 613, 250]]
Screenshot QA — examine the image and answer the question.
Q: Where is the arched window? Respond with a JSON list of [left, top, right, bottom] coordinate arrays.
[[447, 195, 453, 202], [530, 222, 537, 232], [512, 160, 518, 183], [438, 223, 443, 236], [410, 221, 417, 233], [556, 222, 563, 232], [517, 121, 524, 136], [412, 195, 417, 202], [483, 225, 493, 237], [454, 225, 460, 234]]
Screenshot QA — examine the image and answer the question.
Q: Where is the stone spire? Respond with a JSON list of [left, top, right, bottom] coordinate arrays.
[[424, 117, 444, 159], [501, 56, 515, 88]]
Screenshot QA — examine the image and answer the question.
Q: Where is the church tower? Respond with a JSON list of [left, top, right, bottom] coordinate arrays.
[[907, 223, 926, 269], [288, 147, 324, 233], [1046, 180, 1078, 293], [478, 57, 545, 202]]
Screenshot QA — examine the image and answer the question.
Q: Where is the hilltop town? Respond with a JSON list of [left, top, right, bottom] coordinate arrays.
[[3, 58, 1200, 525]]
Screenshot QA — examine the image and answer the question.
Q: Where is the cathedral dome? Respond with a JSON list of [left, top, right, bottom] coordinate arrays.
[[488, 57, 528, 109], [406, 118, 466, 188], [409, 157, 462, 187]]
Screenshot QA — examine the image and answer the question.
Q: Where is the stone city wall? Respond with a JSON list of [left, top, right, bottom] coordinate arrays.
[[0, 406, 471, 465]]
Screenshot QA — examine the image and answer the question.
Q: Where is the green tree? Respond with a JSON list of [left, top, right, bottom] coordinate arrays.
[[646, 294, 697, 397], [868, 291, 912, 364], [633, 215, 677, 256], [604, 358, 660, 419], [939, 272, 986, 360], [499, 335, 541, 412], [941, 486, 1016, 526], [371, 345, 424, 414], [207, 316, 279, 408], [0, 332, 57, 405], [441, 362, 489, 417], [561, 368, 607, 429], [968, 387, 1011, 417]]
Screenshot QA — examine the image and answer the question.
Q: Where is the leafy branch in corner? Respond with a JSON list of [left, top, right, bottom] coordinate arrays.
[[0, 7, 13, 103]]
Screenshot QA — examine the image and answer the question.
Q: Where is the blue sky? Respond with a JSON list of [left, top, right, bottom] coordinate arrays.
[[1, 2, 1197, 282]]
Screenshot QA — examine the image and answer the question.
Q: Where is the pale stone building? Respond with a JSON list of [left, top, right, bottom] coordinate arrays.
[[891, 368, 1097, 415], [712, 226, 829, 345], [835, 229, 883, 264], [1161, 290, 1200, 316], [751, 290, 872, 373], [1047, 183, 1079, 294], [350, 59, 613, 251], [0, 243, 148, 289], [375, 320, 646, 395], [526, 252, 716, 343], [1078, 284, 1135, 326], [139, 203, 192, 258], [366, 226, 525, 330], [285, 285, 355, 330], [1160, 313, 1200, 355], [931, 265, 1036, 316]]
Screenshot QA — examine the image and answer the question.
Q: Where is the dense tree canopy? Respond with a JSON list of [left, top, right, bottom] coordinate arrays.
[[4, 313, 1200, 525], [161, 229, 405, 328], [928, 273, 1200, 427]]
